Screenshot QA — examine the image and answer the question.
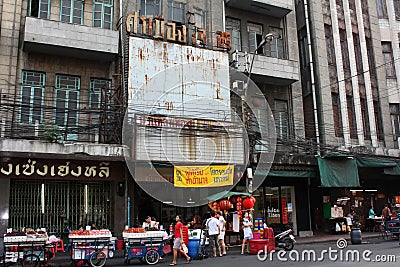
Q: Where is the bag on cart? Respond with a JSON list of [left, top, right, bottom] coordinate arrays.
[[163, 244, 172, 255]]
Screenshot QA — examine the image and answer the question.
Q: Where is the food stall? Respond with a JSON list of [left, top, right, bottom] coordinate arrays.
[[122, 228, 168, 265], [3, 229, 53, 266], [68, 229, 114, 267]]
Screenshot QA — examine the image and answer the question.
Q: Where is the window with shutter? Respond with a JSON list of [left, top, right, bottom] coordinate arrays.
[[395, 0, 400, 20], [55, 75, 80, 140], [29, 0, 50, 19], [20, 71, 45, 125], [226, 17, 241, 52], [194, 8, 206, 29], [347, 95, 357, 139], [141, 0, 161, 16], [61, 0, 84, 24], [325, 24, 336, 65], [390, 104, 400, 141], [274, 99, 289, 140], [247, 22, 263, 54], [332, 93, 343, 137], [168, 1, 186, 23], [268, 27, 284, 59], [90, 79, 111, 126], [382, 42, 396, 78], [93, 0, 113, 29], [376, 0, 388, 18]]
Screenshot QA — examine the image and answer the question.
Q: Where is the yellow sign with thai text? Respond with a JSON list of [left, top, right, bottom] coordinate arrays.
[[174, 165, 234, 188]]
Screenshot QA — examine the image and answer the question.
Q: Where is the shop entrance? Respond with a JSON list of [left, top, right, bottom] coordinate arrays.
[[252, 185, 297, 235], [8, 180, 112, 233]]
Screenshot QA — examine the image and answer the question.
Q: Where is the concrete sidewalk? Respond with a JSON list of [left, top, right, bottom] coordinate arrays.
[[296, 231, 383, 244]]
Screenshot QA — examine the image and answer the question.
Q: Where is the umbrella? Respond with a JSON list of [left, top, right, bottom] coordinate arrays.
[[204, 190, 251, 201]]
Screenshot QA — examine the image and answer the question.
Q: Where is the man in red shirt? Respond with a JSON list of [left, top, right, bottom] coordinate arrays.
[[170, 215, 191, 266]]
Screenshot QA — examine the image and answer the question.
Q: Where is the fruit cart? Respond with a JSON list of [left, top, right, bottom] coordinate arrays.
[[123, 228, 169, 265], [3, 230, 51, 267], [68, 230, 114, 267]]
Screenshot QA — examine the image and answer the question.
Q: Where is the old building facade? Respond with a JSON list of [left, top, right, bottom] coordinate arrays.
[[0, 0, 127, 236], [296, 0, 400, 233]]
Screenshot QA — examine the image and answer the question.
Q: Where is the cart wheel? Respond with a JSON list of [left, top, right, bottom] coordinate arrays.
[[89, 251, 107, 267], [144, 249, 160, 265], [22, 253, 39, 267]]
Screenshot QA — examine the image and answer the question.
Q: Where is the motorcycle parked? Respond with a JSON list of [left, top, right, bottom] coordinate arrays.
[[275, 229, 296, 251]]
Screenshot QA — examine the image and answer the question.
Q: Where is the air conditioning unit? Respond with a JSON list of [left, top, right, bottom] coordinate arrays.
[[232, 80, 246, 96]]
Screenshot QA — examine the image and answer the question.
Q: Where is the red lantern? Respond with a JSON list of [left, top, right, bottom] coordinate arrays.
[[249, 196, 256, 205], [219, 199, 231, 211], [243, 198, 255, 210], [212, 201, 219, 211]]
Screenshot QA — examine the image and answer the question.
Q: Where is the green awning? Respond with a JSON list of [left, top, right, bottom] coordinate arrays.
[[318, 157, 360, 187], [356, 157, 398, 168], [204, 190, 251, 201], [254, 169, 316, 178]]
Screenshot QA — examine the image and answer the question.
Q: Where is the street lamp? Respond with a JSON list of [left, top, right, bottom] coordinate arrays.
[[244, 33, 275, 194]]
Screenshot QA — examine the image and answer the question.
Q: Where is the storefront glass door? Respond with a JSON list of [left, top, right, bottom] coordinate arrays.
[[265, 186, 297, 234]]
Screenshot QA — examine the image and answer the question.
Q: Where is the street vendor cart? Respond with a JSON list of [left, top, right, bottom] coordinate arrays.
[[123, 229, 168, 265], [3, 231, 52, 267], [68, 230, 113, 267]]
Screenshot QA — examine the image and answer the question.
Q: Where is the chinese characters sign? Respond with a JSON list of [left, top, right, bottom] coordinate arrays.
[[0, 159, 117, 180], [126, 11, 231, 49], [174, 165, 234, 188]]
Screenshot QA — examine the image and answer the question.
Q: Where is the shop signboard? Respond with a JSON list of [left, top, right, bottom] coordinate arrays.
[[173, 165, 234, 187], [0, 158, 123, 180]]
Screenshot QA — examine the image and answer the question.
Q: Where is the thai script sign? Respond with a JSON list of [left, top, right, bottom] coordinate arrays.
[[126, 11, 231, 49], [0, 159, 114, 180], [174, 165, 234, 187]]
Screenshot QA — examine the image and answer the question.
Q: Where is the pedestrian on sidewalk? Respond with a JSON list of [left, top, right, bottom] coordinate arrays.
[[241, 212, 253, 255], [170, 215, 191, 266], [217, 211, 227, 256], [207, 211, 220, 257]]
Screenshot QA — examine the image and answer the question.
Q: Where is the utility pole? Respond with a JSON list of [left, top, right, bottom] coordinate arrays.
[[244, 33, 275, 194]]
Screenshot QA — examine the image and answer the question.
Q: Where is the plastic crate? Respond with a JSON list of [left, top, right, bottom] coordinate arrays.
[[249, 239, 269, 255]]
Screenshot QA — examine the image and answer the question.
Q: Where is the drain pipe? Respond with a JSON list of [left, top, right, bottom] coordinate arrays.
[[222, 0, 226, 31], [304, 0, 320, 156]]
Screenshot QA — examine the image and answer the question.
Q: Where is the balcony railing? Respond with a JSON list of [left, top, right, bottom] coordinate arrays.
[[0, 87, 124, 145]]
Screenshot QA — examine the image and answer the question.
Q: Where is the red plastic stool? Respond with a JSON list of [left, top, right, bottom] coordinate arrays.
[[55, 239, 65, 252]]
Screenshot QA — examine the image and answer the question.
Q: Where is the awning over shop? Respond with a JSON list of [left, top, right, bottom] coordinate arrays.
[[356, 157, 398, 168], [204, 190, 251, 201], [318, 157, 360, 187], [254, 169, 316, 178]]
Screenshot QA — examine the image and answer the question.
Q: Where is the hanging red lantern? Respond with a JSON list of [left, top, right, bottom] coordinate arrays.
[[212, 201, 219, 211], [243, 198, 255, 210], [219, 199, 231, 211], [249, 196, 256, 205]]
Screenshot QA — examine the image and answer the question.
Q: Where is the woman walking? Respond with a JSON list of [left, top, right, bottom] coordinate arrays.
[[170, 215, 191, 266]]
